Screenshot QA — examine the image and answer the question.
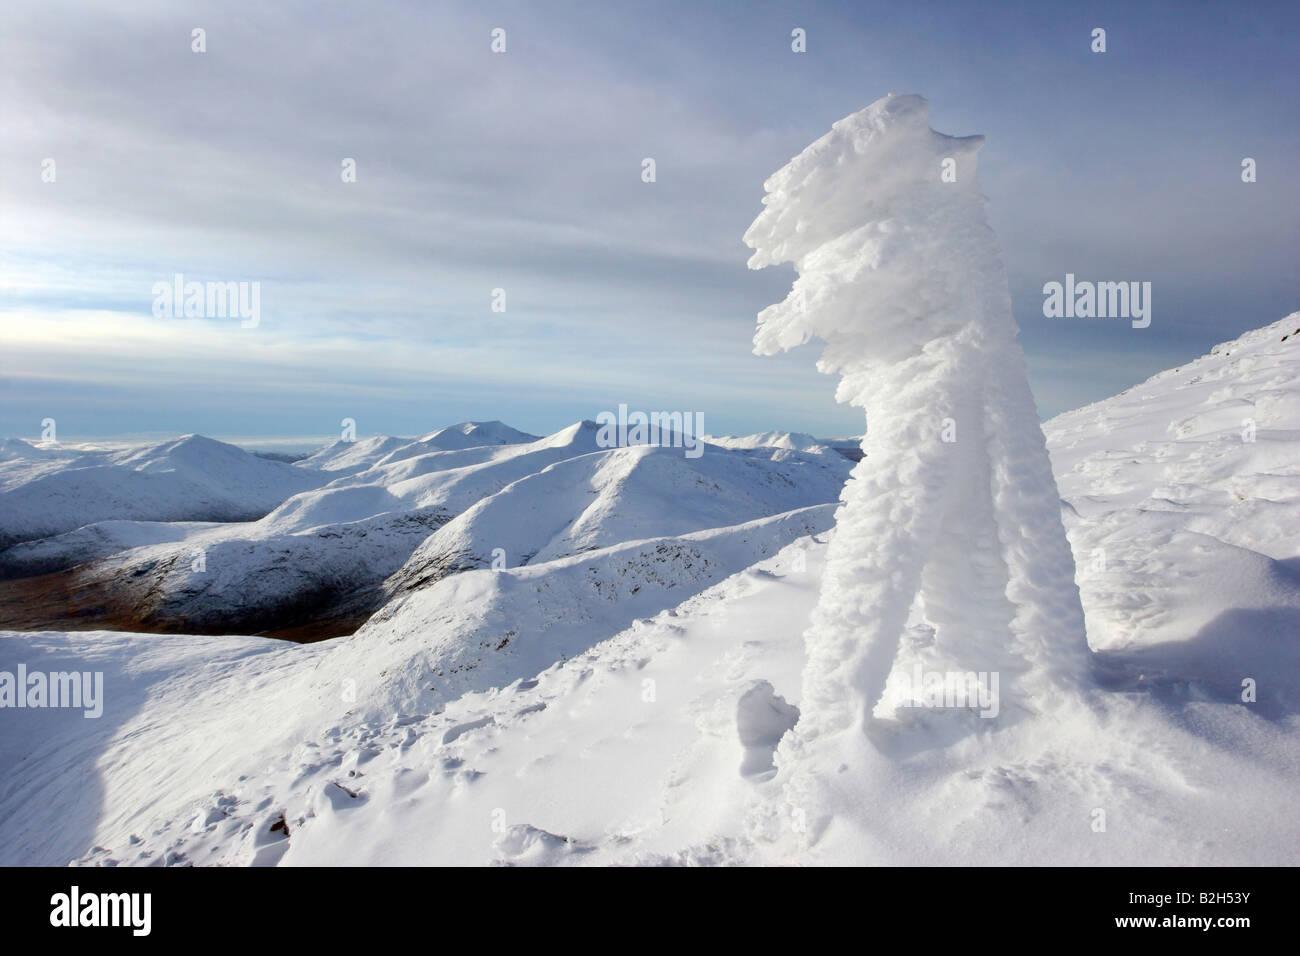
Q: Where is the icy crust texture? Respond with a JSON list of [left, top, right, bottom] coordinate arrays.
[[744, 94, 1090, 746]]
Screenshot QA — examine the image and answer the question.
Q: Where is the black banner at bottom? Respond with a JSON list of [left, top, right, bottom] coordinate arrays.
[[2, 865, 1285, 943]]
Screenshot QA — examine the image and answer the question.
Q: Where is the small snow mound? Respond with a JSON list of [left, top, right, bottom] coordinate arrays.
[[736, 681, 799, 779], [492, 825, 593, 865]]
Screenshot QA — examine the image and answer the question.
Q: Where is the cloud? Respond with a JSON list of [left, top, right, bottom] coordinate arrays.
[[1, 0, 1296, 437]]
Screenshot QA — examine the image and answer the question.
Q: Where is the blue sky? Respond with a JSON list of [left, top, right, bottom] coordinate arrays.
[[1, 0, 1296, 443]]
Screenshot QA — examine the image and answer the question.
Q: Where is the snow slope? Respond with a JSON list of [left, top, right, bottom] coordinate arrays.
[[0, 520, 223, 579], [8, 520, 1297, 866], [335, 505, 837, 720], [1046, 312, 1300, 715]]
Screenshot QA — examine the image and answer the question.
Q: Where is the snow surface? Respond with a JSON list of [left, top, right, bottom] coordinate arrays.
[[1046, 312, 1300, 717]]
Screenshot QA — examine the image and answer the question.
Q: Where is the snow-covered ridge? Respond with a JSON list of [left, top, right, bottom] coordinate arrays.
[[329, 504, 837, 720], [384, 441, 848, 594]]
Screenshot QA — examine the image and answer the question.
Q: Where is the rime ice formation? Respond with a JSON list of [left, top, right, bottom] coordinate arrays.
[[744, 94, 1090, 761]]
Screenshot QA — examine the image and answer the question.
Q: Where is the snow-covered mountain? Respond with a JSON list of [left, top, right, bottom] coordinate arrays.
[[384, 439, 848, 591], [705, 431, 863, 460], [1, 316, 1297, 866], [299, 421, 539, 475], [0, 435, 326, 548], [0, 421, 850, 637], [416, 420, 540, 449]]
